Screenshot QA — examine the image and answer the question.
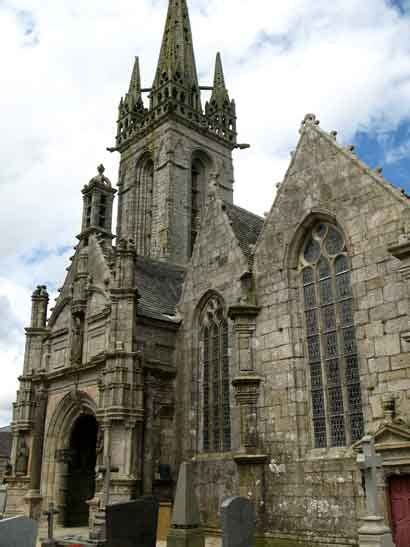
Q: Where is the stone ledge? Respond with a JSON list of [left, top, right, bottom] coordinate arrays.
[[232, 453, 268, 466]]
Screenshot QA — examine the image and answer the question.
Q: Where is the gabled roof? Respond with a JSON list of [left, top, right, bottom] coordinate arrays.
[[135, 256, 185, 322], [222, 201, 264, 266]]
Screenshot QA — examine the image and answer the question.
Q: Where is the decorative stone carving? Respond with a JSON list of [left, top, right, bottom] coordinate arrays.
[[15, 437, 29, 476], [70, 314, 84, 365]]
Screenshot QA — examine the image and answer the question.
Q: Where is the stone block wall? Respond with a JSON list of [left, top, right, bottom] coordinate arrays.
[[252, 121, 410, 543], [178, 120, 410, 546], [117, 120, 234, 264]]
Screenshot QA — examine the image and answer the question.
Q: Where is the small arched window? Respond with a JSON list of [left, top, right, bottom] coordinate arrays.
[[300, 222, 364, 448], [199, 295, 231, 452]]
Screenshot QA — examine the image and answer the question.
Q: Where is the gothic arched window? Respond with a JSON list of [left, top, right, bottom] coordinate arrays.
[[300, 222, 364, 448], [200, 295, 231, 452]]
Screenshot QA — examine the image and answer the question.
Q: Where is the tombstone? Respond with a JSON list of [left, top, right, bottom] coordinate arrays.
[[0, 485, 7, 519], [105, 496, 159, 547], [221, 497, 255, 547], [0, 516, 38, 547], [167, 462, 204, 547]]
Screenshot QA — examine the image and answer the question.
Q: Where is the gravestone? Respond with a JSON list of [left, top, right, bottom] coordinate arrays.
[[0, 515, 38, 547], [0, 485, 7, 519], [105, 496, 159, 547], [167, 462, 204, 547], [221, 497, 255, 547]]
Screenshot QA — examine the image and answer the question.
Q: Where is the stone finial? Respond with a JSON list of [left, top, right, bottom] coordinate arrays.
[[382, 394, 396, 423], [375, 166, 383, 174], [347, 145, 355, 153], [330, 130, 338, 140], [302, 113, 317, 125]]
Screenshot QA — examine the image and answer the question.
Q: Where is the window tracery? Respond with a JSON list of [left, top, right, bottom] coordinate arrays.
[[200, 295, 231, 452], [300, 222, 364, 448]]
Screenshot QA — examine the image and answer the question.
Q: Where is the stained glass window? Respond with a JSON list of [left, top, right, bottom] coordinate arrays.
[[200, 297, 231, 452], [300, 222, 364, 448]]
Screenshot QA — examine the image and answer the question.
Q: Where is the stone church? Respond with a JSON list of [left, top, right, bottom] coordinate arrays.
[[6, 1, 410, 546]]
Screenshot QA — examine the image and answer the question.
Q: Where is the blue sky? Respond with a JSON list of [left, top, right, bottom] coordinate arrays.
[[0, 0, 410, 425]]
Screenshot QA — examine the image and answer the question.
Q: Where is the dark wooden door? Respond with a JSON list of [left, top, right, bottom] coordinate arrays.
[[65, 415, 97, 527], [390, 476, 410, 547]]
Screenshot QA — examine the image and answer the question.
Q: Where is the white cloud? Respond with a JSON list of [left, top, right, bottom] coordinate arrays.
[[1, 0, 410, 425], [386, 139, 410, 164]]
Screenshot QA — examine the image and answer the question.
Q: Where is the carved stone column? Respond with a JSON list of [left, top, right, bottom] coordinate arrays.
[[228, 305, 265, 460]]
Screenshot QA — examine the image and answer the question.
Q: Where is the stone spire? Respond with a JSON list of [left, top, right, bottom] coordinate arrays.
[[127, 56, 143, 111], [210, 52, 229, 105], [114, 0, 238, 149], [151, 0, 201, 112], [116, 57, 146, 146], [205, 53, 237, 140]]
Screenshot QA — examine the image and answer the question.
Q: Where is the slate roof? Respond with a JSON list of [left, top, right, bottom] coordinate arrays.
[[222, 201, 264, 264], [0, 428, 12, 459], [135, 256, 186, 322]]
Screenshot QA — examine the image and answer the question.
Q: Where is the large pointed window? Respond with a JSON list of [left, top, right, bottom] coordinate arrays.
[[300, 222, 364, 448], [200, 295, 231, 452]]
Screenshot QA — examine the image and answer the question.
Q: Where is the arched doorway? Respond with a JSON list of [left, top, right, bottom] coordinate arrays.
[[65, 414, 98, 527]]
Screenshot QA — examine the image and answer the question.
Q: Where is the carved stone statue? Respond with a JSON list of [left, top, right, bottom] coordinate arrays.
[[95, 427, 104, 471], [71, 315, 84, 365], [15, 437, 29, 475]]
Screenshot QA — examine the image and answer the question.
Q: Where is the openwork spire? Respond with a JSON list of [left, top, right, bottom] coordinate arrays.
[[153, 0, 199, 93]]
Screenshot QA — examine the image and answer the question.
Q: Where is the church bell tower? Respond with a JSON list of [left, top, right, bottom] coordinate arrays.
[[113, 0, 238, 265]]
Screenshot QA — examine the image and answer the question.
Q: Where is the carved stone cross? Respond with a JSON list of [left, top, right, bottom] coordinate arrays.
[[357, 435, 383, 516], [98, 455, 119, 508], [43, 502, 59, 540]]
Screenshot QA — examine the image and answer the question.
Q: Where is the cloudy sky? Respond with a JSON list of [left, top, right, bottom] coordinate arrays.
[[1, 0, 410, 426]]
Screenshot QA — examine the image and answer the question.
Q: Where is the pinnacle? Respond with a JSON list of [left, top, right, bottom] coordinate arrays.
[[213, 52, 226, 90], [129, 56, 141, 96], [127, 56, 142, 110], [210, 52, 229, 106]]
